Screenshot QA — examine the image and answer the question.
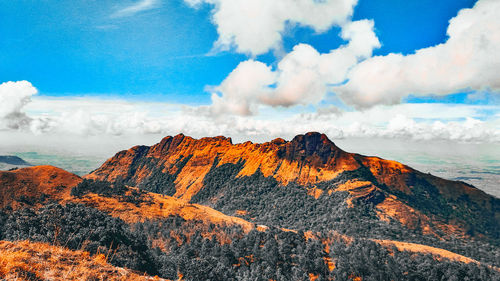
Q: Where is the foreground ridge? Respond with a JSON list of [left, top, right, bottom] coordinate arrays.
[[0, 240, 164, 280]]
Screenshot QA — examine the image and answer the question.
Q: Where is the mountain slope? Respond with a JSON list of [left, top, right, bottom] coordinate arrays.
[[87, 132, 499, 242], [0, 156, 32, 172], [86, 133, 360, 200], [0, 166, 253, 231], [0, 165, 81, 209]]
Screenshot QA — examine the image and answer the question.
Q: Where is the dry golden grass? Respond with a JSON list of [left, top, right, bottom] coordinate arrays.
[[0, 240, 165, 281], [375, 239, 479, 264], [68, 190, 254, 232]]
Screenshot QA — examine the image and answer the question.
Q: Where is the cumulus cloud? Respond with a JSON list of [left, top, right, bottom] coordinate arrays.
[[336, 0, 500, 108], [185, 0, 357, 56], [208, 20, 380, 115], [0, 81, 37, 130], [209, 60, 276, 116], [111, 0, 160, 18]]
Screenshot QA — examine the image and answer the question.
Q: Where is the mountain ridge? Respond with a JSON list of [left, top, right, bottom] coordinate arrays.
[[0, 166, 253, 231], [87, 132, 394, 198]]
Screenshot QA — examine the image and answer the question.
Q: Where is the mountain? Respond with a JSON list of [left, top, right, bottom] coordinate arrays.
[[87, 132, 499, 242], [0, 133, 499, 280], [0, 165, 80, 209]]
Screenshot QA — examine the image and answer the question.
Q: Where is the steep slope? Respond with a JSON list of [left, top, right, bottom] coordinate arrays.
[[0, 240, 163, 281], [87, 132, 499, 241]]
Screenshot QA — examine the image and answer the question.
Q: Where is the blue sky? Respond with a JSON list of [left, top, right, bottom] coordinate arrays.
[[0, 0, 499, 143], [0, 0, 475, 103]]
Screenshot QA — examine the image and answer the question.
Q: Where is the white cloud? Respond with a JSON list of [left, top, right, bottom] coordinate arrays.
[[336, 0, 500, 108], [2, 80, 497, 143], [24, 97, 173, 136], [185, 0, 357, 56], [19, 94, 500, 143], [208, 20, 380, 115], [0, 81, 37, 130], [383, 115, 496, 142], [111, 0, 160, 18], [209, 60, 276, 116]]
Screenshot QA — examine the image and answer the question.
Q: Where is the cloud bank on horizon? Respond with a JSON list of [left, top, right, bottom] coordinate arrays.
[[1, 80, 499, 143], [0, 0, 499, 143]]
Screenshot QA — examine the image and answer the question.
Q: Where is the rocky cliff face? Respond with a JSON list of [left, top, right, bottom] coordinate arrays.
[[88, 132, 375, 199]]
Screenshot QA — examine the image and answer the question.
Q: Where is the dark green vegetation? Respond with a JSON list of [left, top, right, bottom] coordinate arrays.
[[386, 171, 499, 241], [331, 239, 498, 281], [71, 178, 152, 206], [192, 163, 383, 234], [0, 203, 498, 281], [0, 204, 156, 275]]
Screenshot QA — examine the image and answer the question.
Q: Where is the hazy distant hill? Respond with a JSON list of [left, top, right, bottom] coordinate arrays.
[[0, 155, 31, 166], [0, 155, 31, 171]]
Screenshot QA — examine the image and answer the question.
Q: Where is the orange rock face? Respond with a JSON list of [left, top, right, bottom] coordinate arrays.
[[87, 132, 365, 201]]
